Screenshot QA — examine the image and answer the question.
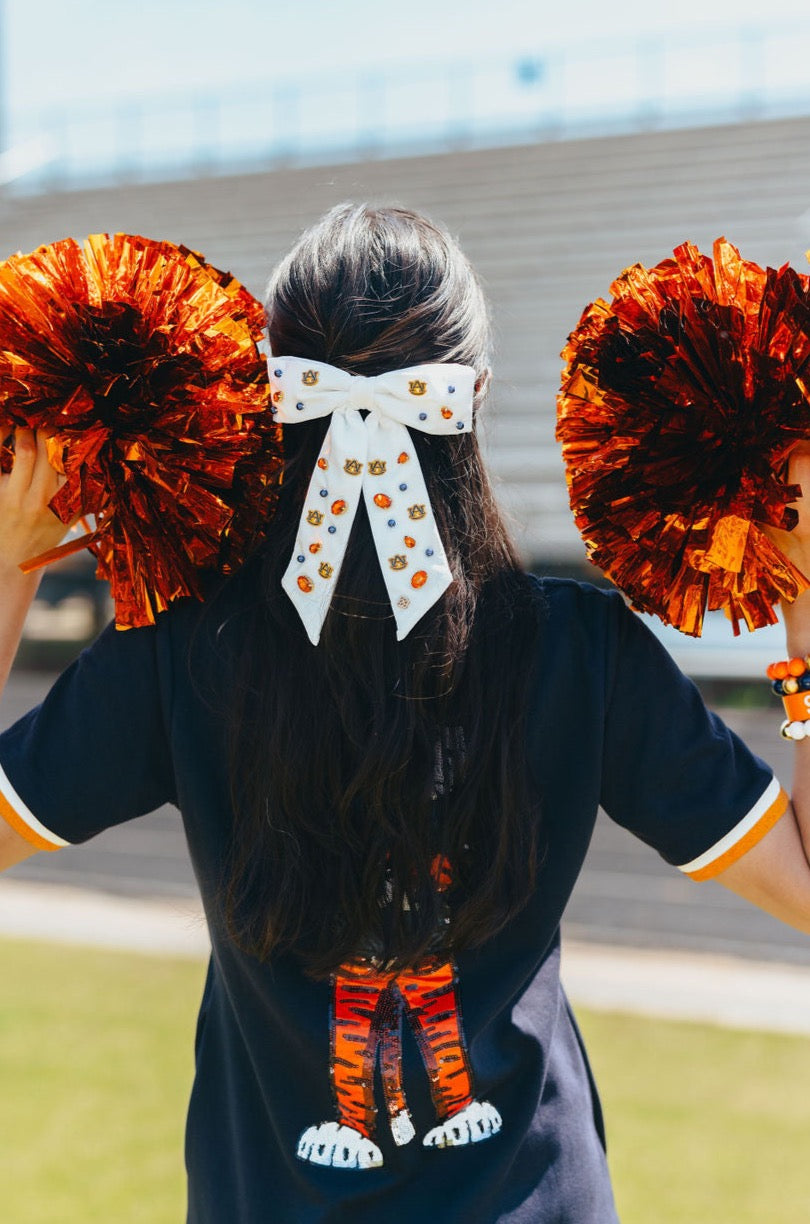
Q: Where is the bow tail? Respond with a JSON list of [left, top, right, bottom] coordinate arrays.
[[362, 417, 453, 641], [281, 414, 367, 644]]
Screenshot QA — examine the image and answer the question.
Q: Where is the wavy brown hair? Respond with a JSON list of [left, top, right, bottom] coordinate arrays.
[[220, 203, 542, 978]]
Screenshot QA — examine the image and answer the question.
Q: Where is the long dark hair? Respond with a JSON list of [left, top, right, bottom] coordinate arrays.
[[221, 203, 541, 978]]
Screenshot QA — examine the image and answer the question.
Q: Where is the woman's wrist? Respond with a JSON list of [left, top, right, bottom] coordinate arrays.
[[0, 565, 42, 697], [782, 588, 810, 657]]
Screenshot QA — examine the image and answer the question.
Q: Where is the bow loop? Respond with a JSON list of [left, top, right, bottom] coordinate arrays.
[[269, 355, 476, 644]]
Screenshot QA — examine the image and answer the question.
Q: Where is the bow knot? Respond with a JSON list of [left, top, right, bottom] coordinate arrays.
[[268, 356, 476, 643], [345, 375, 380, 413]]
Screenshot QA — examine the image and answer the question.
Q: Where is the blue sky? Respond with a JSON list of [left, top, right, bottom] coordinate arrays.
[[6, 0, 810, 117], [3, 0, 810, 182]]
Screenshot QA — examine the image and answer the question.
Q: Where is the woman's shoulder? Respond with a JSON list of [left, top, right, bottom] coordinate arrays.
[[525, 572, 626, 625]]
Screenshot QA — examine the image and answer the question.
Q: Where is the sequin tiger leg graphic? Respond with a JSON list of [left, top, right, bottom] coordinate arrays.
[[296, 961, 390, 1170], [296, 956, 502, 1170], [394, 958, 502, 1150]]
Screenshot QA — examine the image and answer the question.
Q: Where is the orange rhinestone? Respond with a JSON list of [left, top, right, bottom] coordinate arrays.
[[317, 458, 329, 470], [272, 390, 283, 403], [297, 575, 314, 593], [404, 536, 416, 548], [397, 452, 409, 464], [441, 407, 453, 419], [331, 499, 347, 515], [411, 570, 427, 588], [309, 542, 322, 554], [373, 493, 392, 509]]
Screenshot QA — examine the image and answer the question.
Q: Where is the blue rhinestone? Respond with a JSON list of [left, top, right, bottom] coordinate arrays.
[[425, 548, 434, 556], [419, 412, 428, 421], [274, 368, 283, 377], [297, 554, 305, 563], [328, 525, 337, 534], [448, 385, 455, 393], [296, 401, 305, 411], [399, 483, 407, 491], [456, 421, 464, 429], [387, 519, 396, 527], [319, 489, 328, 497]]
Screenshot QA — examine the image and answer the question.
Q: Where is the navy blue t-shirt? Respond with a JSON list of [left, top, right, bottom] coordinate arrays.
[[0, 577, 786, 1223]]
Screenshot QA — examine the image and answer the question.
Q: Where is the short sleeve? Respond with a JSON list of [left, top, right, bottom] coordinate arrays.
[[0, 619, 177, 850], [599, 595, 788, 881]]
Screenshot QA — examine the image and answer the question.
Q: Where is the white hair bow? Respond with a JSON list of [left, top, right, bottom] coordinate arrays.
[[268, 356, 476, 644]]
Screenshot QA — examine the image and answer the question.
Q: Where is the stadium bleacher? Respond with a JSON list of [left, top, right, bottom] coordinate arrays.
[[2, 112, 809, 570]]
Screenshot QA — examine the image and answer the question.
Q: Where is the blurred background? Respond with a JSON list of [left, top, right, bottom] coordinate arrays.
[[3, 0, 810, 956]]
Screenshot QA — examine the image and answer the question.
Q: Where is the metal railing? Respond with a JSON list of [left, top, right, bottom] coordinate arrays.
[[4, 22, 810, 192]]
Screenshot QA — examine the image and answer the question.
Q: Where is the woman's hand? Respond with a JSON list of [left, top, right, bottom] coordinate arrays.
[[0, 428, 68, 574], [764, 443, 810, 578]]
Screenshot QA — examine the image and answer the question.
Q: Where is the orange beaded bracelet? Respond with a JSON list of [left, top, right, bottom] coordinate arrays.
[[766, 657, 810, 681], [768, 656, 810, 737]]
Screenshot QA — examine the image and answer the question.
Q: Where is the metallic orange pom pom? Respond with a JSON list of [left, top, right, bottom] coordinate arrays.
[[557, 237, 810, 636], [0, 232, 280, 628]]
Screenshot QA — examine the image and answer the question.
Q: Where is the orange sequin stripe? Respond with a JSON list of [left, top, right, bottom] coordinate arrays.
[[0, 788, 60, 852], [685, 787, 789, 881]]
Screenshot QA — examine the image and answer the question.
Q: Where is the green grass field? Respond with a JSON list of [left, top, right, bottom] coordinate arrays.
[[1, 938, 809, 1222]]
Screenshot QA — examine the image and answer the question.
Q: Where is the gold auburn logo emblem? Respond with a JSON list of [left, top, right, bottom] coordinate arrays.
[[302, 370, 320, 386], [408, 379, 427, 396], [367, 459, 387, 476], [343, 458, 363, 476], [407, 504, 427, 520], [306, 509, 325, 526], [388, 554, 408, 571], [318, 562, 334, 579]]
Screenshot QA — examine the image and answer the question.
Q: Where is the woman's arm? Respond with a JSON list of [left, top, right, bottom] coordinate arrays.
[[718, 445, 810, 925], [0, 428, 71, 868]]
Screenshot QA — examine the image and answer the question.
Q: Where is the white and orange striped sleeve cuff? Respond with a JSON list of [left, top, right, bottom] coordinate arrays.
[[677, 777, 789, 882], [0, 761, 69, 852]]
